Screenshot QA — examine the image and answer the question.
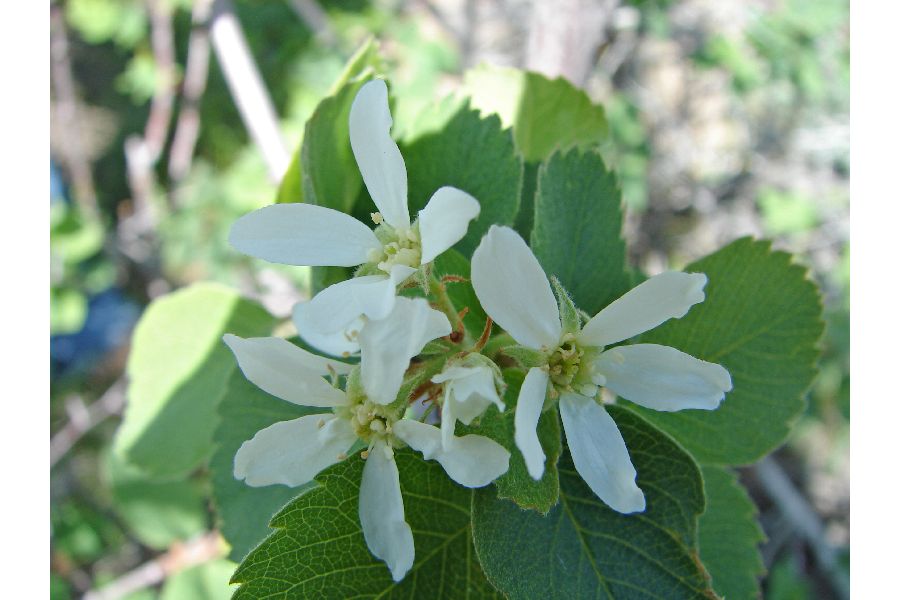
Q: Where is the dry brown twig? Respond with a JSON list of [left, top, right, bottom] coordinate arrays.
[[168, 0, 214, 184], [82, 532, 225, 600], [50, 378, 128, 469], [50, 6, 99, 218], [754, 457, 850, 600]]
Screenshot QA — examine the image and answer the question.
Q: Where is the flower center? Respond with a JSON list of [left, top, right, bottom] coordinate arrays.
[[367, 216, 422, 274], [335, 392, 403, 449], [547, 333, 600, 399]]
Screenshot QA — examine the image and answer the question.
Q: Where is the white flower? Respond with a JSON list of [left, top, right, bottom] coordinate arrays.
[[223, 330, 510, 581], [229, 79, 480, 355], [431, 357, 506, 450], [470, 225, 732, 514]]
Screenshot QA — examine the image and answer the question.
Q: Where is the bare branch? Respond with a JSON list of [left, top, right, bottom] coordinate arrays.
[[288, 0, 337, 46], [168, 0, 214, 183], [524, 0, 619, 88], [82, 532, 225, 600], [754, 457, 850, 599], [50, 6, 98, 217], [50, 379, 128, 468], [415, 0, 465, 49], [143, 0, 178, 163], [209, 0, 290, 182]]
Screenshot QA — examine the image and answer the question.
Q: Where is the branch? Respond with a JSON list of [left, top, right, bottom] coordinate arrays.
[[415, 0, 465, 50], [288, 0, 337, 46], [143, 0, 177, 163], [168, 0, 214, 183], [82, 532, 224, 600], [524, 0, 619, 87], [50, 379, 128, 468], [50, 6, 98, 217], [122, 0, 179, 251], [209, 0, 290, 182], [754, 457, 850, 599]]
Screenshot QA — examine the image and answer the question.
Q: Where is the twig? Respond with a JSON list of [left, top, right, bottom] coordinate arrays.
[[143, 0, 177, 164], [209, 0, 290, 182], [288, 0, 337, 46], [50, 379, 127, 469], [121, 0, 179, 266], [82, 532, 224, 600], [168, 0, 213, 183], [754, 457, 850, 599], [50, 6, 98, 217], [524, 0, 620, 87], [416, 0, 465, 50]]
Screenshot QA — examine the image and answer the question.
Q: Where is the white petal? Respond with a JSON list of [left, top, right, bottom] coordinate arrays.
[[293, 265, 417, 340], [433, 366, 504, 425], [417, 187, 480, 264], [293, 310, 362, 358], [393, 420, 510, 488], [579, 272, 708, 347], [433, 372, 500, 450], [431, 365, 476, 384], [229, 203, 380, 267], [559, 394, 645, 514], [440, 389, 458, 450], [349, 80, 409, 229], [471, 225, 561, 349], [359, 441, 414, 581], [594, 344, 732, 411], [514, 367, 549, 480], [223, 335, 348, 407], [359, 298, 452, 404], [234, 414, 357, 487]]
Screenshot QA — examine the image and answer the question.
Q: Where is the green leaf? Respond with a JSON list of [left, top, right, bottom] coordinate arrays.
[[463, 65, 609, 162], [465, 369, 562, 513], [698, 466, 765, 600], [50, 287, 88, 335], [114, 283, 275, 478], [107, 453, 207, 551], [160, 559, 237, 600], [402, 101, 523, 257], [50, 202, 104, 266], [276, 38, 383, 209], [472, 406, 715, 600], [628, 238, 824, 464], [211, 366, 319, 562], [232, 452, 502, 599], [531, 148, 633, 316]]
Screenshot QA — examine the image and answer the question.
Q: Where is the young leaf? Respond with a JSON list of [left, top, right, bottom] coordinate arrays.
[[628, 238, 824, 465], [402, 102, 523, 257], [463, 369, 562, 514], [471, 406, 715, 600], [276, 38, 383, 207], [114, 284, 275, 478], [463, 65, 609, 162], [698, 465, 766, 600], [531, 149, 633, 316], [231, 452, 502, 599], [210, 366, 320, 562]]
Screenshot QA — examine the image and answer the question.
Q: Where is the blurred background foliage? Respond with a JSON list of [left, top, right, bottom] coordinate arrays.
[[50, 0, 848, 598]]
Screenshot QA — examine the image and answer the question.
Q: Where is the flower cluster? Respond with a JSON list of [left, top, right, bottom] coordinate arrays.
[[223, 79, 732, 581]]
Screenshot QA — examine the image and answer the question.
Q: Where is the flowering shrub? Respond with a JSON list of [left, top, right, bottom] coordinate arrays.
[[115, 42, 823, 599]]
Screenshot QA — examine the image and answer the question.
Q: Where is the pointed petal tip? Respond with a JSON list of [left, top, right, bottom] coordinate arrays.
[[616, 487, 647, 514]]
